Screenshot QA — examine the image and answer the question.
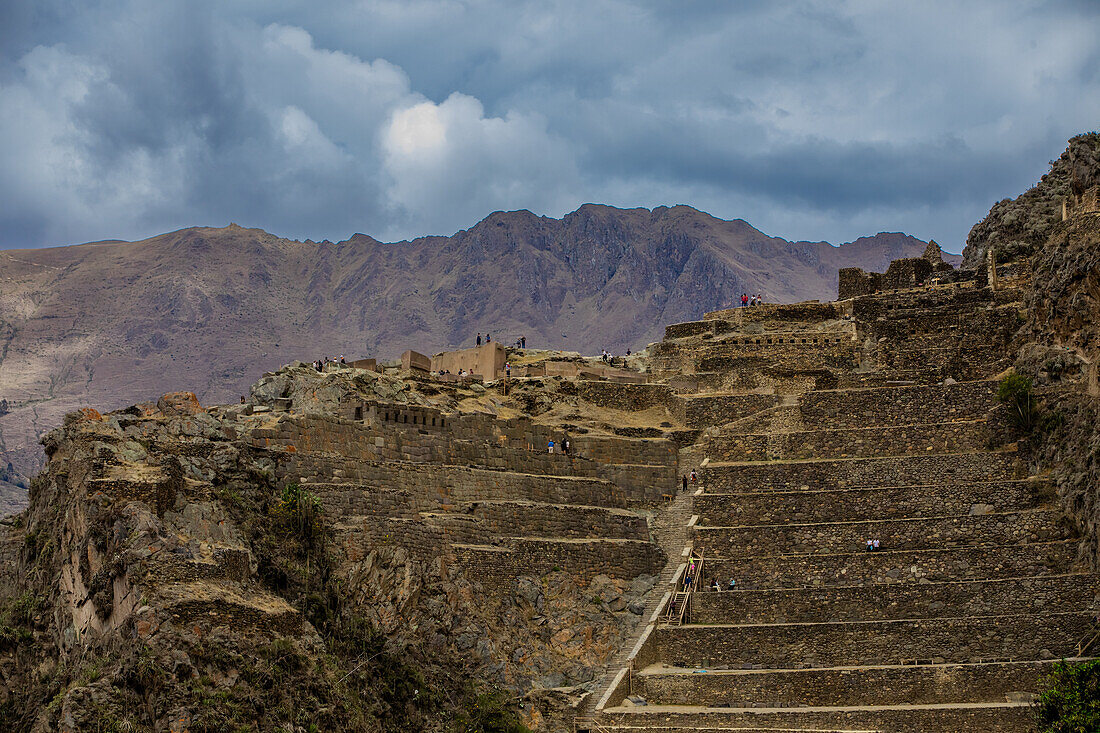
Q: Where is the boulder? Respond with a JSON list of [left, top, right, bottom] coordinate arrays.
[[157, 392, 202, 416]]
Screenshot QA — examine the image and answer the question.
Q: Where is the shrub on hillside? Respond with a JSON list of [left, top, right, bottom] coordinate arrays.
[[456, 683, 531, 733], [998, 372, 1038, 431], [1034, 659, 1100, 733], [277, 482, 324, 550]]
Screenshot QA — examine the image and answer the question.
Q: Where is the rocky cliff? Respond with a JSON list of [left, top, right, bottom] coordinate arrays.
[[0, 205, 942, 513], [962, 132, 1100, 270], [1016, 205, 1100, 568], [959, 132, 1100, 571], [964, 132, 1100, 570]]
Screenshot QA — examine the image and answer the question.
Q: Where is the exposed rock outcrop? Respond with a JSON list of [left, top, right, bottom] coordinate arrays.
[[962, 132, 1100, 269], [1016, 203, 1100, 567]]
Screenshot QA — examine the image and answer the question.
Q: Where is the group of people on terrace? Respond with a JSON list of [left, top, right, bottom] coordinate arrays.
[[311, 355, 346, 372], [475, 333, 527, 349], [683, 566, 735, 593], [740, 293, 765, 307], [547, 437, 571, 455], [865, 539, 881, 551]]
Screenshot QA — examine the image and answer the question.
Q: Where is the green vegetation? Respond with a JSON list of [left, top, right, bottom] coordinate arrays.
[[1035, 659, 1100, 733], [0, 592, 42, 649], [276, 482, 324, 548], [455, 683, 532, 733], [998, 372, 1038, 431]]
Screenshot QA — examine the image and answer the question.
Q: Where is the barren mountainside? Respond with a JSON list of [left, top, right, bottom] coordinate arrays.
[[0, 204, 945, 511]]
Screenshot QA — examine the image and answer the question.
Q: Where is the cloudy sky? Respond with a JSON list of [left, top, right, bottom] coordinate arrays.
[[1, 0, 1097, 252]]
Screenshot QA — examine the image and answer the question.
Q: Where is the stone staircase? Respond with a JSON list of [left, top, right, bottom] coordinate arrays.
[[587, 376, 1100, 732], [579, 490, 696, 718]]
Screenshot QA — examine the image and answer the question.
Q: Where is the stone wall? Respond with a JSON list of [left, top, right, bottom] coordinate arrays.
[[695, 342, 859, 374], [838, 267, 880, 299], [400, 349, 431, 372], [574, 382, 672, 411], [589, 707, 1031, 733], [868, 304, 1019, 341], [569, 436, 677, 466], [455, 538, 664, 587], [335, 514, 468, 561], [838, 258, 937, 300], [693, 509, 1069, 557], [468, 501, 649, 541], [703, 541, 1078, 589], [690, 574, 1096, 624], [284, 455, 632, 508], [694, 480, 1046, 525], [849, 283, 1015, 322], [365, 402, 448, 429], [599, 463, 679, 500], [663, 319, 731, 340], [797, 381, 998, 429], [259, 412, 675, 502], [671, 393, 777, 429], [703, 302, 841, 323], [1063, 184, 1100, 219], [652, 612, 1092, 668], [692, 420, 993, 462], [635, 660, 1053, 708], [650, 334, 859, 377], [875, 341, 1012, 383], [430, 342, 506, 380], [703, 450, 1023, 492], [859, 295, 1021, 382], [348, 358, 378, 372]]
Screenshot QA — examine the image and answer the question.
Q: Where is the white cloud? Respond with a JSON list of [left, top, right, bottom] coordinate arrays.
[[386, 102, 448, 156], [380, 93, 579, 236]]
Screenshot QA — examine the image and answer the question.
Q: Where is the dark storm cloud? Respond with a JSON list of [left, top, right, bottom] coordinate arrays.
[[0, 0, 1098, 252]]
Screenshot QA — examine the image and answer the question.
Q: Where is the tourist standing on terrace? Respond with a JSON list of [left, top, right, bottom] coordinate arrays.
[[520, 335, 526, 348], [476, 333, 482, 346], [741, 293, 749, 307]]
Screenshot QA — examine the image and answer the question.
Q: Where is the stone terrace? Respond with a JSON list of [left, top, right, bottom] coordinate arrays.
[[585, 280, 1100, 733], [248, 410, 675, 587]]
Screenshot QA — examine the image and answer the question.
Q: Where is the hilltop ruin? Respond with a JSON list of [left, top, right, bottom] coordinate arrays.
[[2, 179, 1100, 731]]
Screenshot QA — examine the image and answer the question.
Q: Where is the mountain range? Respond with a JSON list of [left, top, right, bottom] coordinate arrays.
[[0, 203, 955, 511]]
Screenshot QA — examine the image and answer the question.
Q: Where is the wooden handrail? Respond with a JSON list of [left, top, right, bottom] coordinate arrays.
[[1077, 624, 1100, 657], [665, 552, 704, 625]]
